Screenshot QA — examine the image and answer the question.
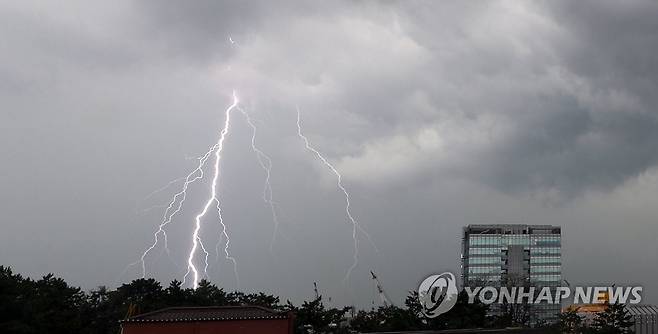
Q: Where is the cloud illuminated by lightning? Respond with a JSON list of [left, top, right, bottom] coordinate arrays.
[[296, 108, 376, 283]]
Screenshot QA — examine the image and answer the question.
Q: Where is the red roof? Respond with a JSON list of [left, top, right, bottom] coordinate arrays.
[[121, 306, 290, 323]]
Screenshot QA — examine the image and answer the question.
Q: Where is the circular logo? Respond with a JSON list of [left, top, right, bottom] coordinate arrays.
[[418, 272, 459, 318]]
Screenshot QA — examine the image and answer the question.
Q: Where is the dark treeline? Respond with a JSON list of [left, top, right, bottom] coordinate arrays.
[[0, 266, 635, 333], [0, 266, 490, 333]]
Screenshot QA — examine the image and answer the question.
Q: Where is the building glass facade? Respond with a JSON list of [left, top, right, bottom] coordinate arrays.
[[461, 224, 562, 325]]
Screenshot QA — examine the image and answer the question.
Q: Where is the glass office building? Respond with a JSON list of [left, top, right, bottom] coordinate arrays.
[[461, 224, 562, 325]]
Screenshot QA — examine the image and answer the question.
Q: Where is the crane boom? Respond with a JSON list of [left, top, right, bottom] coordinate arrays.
[[370, 270, 392, 307]]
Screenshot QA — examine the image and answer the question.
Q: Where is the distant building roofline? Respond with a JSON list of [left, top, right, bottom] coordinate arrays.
[[465, 224, 561, 229], [120, 305, 291, 323], [464, 224, 561, 235]]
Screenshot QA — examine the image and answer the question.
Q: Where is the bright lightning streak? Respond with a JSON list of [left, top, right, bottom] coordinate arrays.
[[197, 236, 211, 280], [214, 200, 239, 287], [238, 106, 281, 253], [135, 36, 241, 288], [135, 146, 219, 278], [296, 108, 376, 283], [183, 91, 240, 289]]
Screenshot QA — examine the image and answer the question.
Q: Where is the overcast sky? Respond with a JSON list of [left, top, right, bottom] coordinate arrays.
[[1, 0, 657, 307]]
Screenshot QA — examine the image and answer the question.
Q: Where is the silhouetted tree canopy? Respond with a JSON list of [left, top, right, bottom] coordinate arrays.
[[0, 266, 638, 334], [591, 302, 635, 334]]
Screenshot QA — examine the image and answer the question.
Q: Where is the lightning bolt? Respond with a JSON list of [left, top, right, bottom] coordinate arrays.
[[296, 108, 376, 283], [130, 37, 248, 289], [134, 145, 219, 278], [132, 34, 373, 291], [182, 91, 240, 289], [237, 106, 281, 253]]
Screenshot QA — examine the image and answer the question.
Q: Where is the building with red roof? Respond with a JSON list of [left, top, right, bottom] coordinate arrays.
[[120, 305, 294, 334]]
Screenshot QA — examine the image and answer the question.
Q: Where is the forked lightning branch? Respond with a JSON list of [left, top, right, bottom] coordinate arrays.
[[130, 91, 375, 289]]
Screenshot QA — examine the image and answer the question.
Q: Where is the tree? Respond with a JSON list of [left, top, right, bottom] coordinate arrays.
[[403, 290, 489, 330], [494, 274, 534, 327], [192, 280, 227, 306], [443, 290, 489, 329], [226, 290, 281, 310], [80, 286, 113, 334], [350, 305, 419, 332], [0, 266, 29, 333], [287, 296, 350, 333], [164, 280, 193, 306], [592, 303, 634, 334], [112, 278, 166, 315], [17, 273, 87, 334], [560, 307, 585, 334]]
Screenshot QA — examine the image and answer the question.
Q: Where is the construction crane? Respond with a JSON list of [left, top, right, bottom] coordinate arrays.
[[313, 282, 320, 300], [312, 282, 332, 304], [370, 270, 392, 307]]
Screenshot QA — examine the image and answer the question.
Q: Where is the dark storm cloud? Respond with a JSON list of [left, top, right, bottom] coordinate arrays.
[[134, 0, 348, 64], [6, 0, 657, 196], [1, 0, 658, 307], [475, 0, 658, 195], [545, 0, 658, 93], [478, 96, 658, 196], [330, 0, 658, 197], [486, 0, 658, 195], [133, 0, 658, 198]]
